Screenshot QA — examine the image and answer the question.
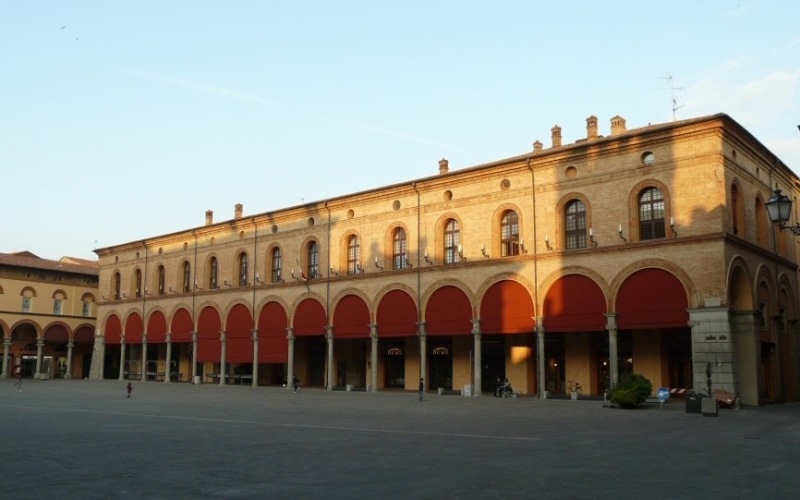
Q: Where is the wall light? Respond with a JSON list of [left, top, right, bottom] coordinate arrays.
[[544, 234, 552, 251], [618, 224, 628, 243], [374, 256, 383, 270], [480, 242, 489, 258]]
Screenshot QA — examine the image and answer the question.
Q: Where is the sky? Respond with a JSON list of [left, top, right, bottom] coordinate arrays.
[[2, 1, 799, 261]]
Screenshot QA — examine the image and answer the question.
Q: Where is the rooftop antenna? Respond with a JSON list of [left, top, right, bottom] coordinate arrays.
[[659, 74, 684, 121]]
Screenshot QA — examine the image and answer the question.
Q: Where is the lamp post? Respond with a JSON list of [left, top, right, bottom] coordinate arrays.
[[765, 187, 790, 403]]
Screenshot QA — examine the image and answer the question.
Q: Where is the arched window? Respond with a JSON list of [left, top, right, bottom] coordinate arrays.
[[444, 219, 461, 264], [731, 184, 740, 235], [565, 200, 587, 250], [157, 265, 166, 295], [347, 235, 361, 274], [114, 272, 121, 300], [271, 247, 283, 283], [393, 228, 408, 269], [209, 257, 218, 289], [307, 241, 319, 279], [639, 187, 666, 240], [182, 262, 191, 293], [501, 210, 520, 257], [135, 269, 142, 298], [239, 253, 248, 286]]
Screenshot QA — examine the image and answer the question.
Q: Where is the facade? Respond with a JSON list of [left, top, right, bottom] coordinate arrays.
[[92, 113, 799, 406], [0, 252, 99, 379]]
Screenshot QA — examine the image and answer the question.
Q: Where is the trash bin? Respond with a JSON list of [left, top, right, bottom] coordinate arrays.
[[193, 376, 201, 385], [462, 384, 473, 396], [685, 392, 704, 413]]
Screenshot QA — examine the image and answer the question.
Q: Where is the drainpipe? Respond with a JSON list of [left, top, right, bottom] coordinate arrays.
[[413, 182, 426, 384], [527, 160, 545, 399], [141, 240, 148, 382], [191, 229, 198, 383], [325, 201, 333, 390], [251, 217, 259, 388]]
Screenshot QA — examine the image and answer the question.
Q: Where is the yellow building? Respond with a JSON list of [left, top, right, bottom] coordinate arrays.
[[92, 113, 799, 406], [0, 252, 99, 379]]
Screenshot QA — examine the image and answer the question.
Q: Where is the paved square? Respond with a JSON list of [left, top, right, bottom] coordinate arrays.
[[1, 380, 798, 499]]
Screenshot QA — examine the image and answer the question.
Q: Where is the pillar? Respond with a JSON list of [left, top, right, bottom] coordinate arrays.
[[471, 319, 482, 396], [605, 313, 619, 388], [65, 340, 74, 379], [35, 339, 44, 379], [325, 326, 334, 391], [191, 331, 198, 382], [536, 316, 545, 398], [251, 329, 259, 388], [119, 336, 126, 380], [370, 324, 378, 393], [219, 330, 227, 386], [286, 328, 295, 390], [141, 335, 147, 381], [164, 333, 172, 383], [417, 321, 427, 384], [2, 337, 11, 379]]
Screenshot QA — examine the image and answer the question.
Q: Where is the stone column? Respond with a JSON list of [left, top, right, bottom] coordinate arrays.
[[219, 330, 227, 386], [286, 328, 295, 390], [251, 328, 259, 388], [369, 324, 378, 393], [471, 319, 482, 396], [325, 326, 334, 391], [2, 337, 12, 379], [34, 339, 44, 379], [88, 328, 104, 381], [191, 331, 198, 383], [164, 332, 172, 383], [417, 321, 427, 385], [119, 336, 126, 380], [536, 316, 545, 398], [65, 340, 74, 379], [605, 313, 619, 388], [689, 306, 736, 395], [141, 335, 147, 381]]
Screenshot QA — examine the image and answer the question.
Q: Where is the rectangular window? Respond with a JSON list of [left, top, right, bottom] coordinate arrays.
[[22, 297, 31, 313], [54, 299, 63, 315], [82, 301, 91, 317]]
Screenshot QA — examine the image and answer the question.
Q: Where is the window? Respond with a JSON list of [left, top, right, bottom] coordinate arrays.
[[135, 269, 142, 298], [157, 265, 166, 295], [114, 272, 121, 300], [183, 262, 191, 293], [393, 228, 408, 269], [347, 235, 361, 274], [731, 184, 740, 235], [22, 297, 32, 313], [307, 241, 319, 279], [500, 211, 520, 257], [239, 253, 248, 286], [54, 299, 63, 315], [639, 187, 666, 240], [565, 200, 587, 250], [271, 247, 283, 283], [209, 257, 218, 289], [444, 219, 461, 264], [82, 300, 91, 317]]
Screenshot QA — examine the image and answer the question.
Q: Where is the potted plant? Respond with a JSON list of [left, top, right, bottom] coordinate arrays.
[[606, 374, 653, 409]]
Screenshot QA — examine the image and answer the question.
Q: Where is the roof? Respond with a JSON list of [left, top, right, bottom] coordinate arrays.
[[0, 251, 99, 276]]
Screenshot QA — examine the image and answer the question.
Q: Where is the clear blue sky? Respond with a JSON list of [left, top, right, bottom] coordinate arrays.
[[2, 1, 799, 261]]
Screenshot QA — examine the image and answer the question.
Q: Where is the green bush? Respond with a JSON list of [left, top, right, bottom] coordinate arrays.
[[607, 374, 653, 408]]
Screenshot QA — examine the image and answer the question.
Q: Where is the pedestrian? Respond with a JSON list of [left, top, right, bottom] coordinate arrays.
[[292, 374, 300, 393], [126, 382, 132, 398], [14, 367, 23, 393], [419, 377, 424, 401]]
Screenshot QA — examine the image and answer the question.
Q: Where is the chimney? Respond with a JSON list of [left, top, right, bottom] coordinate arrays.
[[586, 115, 598, 139], [610, 115, 627, 136], [551, 125, 562, 148], [205, 210, 213, 226], [438, 158, 449, 175], [234, 203, 243, 220], [533, 140, 543, 152]]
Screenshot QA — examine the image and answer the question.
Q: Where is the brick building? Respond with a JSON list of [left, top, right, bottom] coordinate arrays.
[[0, 252, 99, 379], [91, 113, 799, 406]]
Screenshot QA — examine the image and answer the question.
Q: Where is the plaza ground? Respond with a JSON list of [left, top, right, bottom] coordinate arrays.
[[1, 379, 798, 499]]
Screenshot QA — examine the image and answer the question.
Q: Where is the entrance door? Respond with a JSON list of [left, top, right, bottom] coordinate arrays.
[[384, 344, 405, 388], [428, 343, 452, 390], [481, 336, 505, 393]]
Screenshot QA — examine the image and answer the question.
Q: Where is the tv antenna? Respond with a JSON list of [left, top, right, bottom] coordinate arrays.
[[659, 74, 684, 121]]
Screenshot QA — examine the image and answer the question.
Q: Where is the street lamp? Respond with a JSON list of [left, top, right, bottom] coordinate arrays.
[[766, 188, 800, 235]]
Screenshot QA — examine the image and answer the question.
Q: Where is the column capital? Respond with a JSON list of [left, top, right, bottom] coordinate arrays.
[[219, 330, 226, 342], [285, 327, 295, 341], [369, 324, 378, 340], [251, 328, 259, 341], [470, 318, 482, 335], [325, 325, 334, 340]]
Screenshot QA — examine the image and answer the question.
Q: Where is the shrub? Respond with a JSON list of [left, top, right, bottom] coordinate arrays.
[[607, 374, 653, 408]]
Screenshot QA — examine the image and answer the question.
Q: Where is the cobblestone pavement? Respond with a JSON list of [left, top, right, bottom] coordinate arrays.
[[1, 379, 798, 499]]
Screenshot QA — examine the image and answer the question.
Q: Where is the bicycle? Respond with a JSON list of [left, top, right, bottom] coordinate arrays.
[[566, 380, 582, 397]]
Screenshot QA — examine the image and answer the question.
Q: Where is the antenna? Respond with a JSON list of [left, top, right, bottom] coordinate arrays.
[[659, 74, 684, 121]]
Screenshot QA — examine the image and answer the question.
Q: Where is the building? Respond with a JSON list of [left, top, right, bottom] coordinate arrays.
[[0, 251, 99, 379], [91, 113, 799, 406]]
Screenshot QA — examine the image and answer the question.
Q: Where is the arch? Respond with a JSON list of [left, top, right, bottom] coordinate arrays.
[[196, 306, 222, 362], [490, 203, 524, 258], [105, 314, 122, 344], [542, 274, 607, 331], [51, 289, 68, 300], [293, 297, 327, 336], [755, 193, 768, 249], [332, 294, 370, 338], [555, 193, 593, 251], [226, 303, 254, 363], [383, 222, 413, 270], [20, 286, 37, 298], [43, 322, 70, 343], [377, 289, 418, 337], [425, 285, 472, 336], [258, 301, 288, 363], [146, 310, 168, 343], [124, 312, 144, 343], [80, 292, 96, 303], [170, 308, 194, 343], [626, 179, 672, 242], [616, 268, 689, 329], [480, 279, 535, 334], [728, 257, 753, 311], [73, 324, 94, 343], [730, 179, 745, 237]]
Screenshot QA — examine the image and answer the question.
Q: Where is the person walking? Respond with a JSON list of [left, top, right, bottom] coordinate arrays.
[[126, 382, 133, 398], [14, 367, 23, 393], [419, 377, 424, 401], [292, 374, 300, 393]]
